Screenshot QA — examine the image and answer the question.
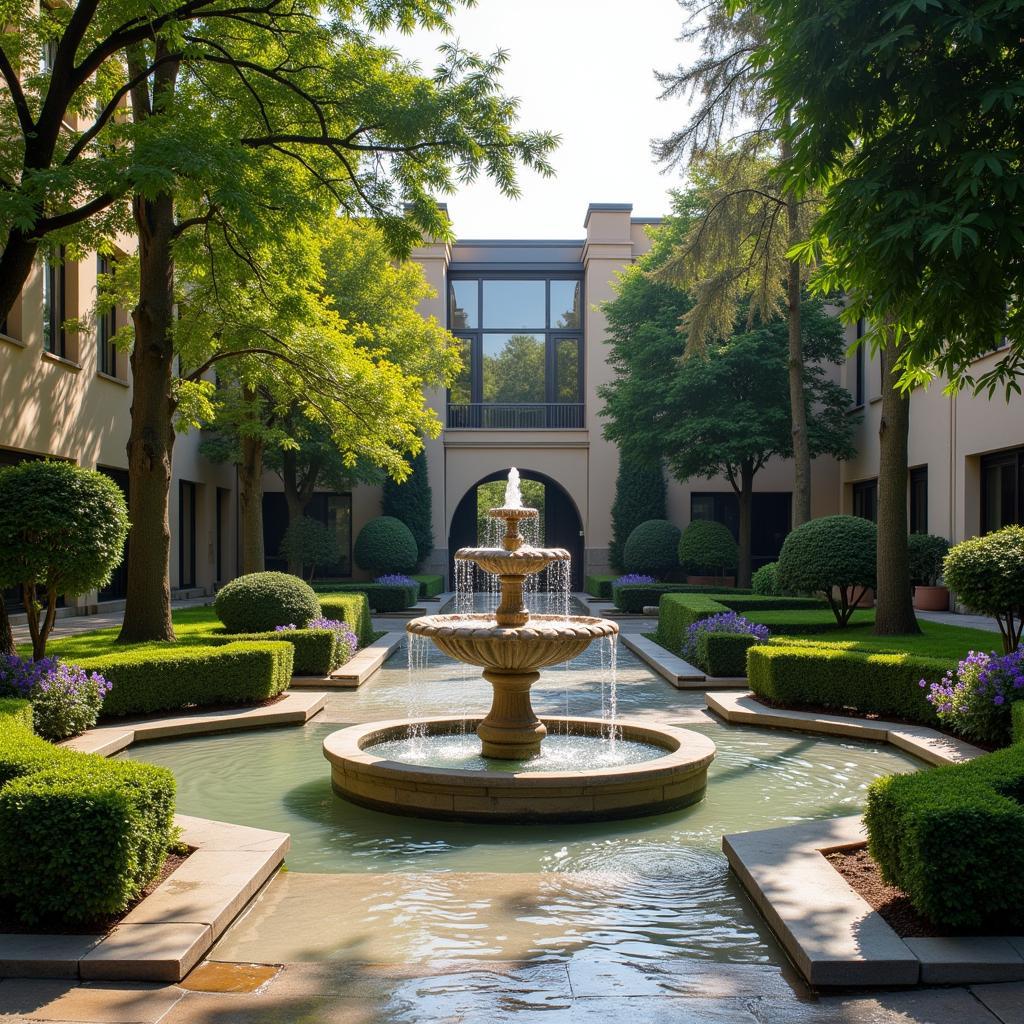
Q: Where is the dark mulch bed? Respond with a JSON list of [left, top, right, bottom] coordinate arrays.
[[0, 848, 192, 936]]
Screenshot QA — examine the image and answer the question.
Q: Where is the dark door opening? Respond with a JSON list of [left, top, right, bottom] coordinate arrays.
[[448, 470, 584, 590]]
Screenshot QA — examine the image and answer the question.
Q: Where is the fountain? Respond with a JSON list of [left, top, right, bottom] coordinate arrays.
[[324, 469, 716, 821]]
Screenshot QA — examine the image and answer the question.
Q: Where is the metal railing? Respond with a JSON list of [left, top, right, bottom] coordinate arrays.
[[446, 403, 585, 429]]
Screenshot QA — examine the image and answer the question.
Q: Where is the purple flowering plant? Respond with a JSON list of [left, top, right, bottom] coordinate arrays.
[[681, 612, 770, 665], [613, 574, 657, 586], [376, 574, 417, 587], [921, 648, 1024, 744], [276, 617, 359, 667], [0, 654, 111, 741]]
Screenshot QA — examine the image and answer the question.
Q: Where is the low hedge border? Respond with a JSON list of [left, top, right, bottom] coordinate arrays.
[[654, 594, 729, 652], [210, 629, 340, 676], [1014, 702, 1024, 745], [585, 574, 618, 601], [696, 633, 761, 677], [866, 745, 1024, 929], [78, 641, 294, 717], [0, 698, 175, 925], [746, 642, 947, 725], [613, 584, 754, 614], [316, 582, 418, 613], [412, 574, 444, 599], [313, 591, 373, 647]]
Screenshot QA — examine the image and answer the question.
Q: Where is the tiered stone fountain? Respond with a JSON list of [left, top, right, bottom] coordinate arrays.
[[324, 469, 715, 822]]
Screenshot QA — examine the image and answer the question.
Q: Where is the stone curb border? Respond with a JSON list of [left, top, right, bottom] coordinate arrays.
[[705, 690, 984, 766], [290, 632, 405, 689], [0, 814, 290, 983], [0, 690, 330, 981], [620, 635, 747, 690], [724, 815, 1024, 987], [711, 692, 1020, 987], [61, 689, 328, 757]]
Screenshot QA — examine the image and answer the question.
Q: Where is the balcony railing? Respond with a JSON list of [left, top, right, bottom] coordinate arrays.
[[446, 403, 585, 430]]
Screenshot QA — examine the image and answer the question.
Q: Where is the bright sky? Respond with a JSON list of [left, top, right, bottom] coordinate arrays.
[[383, 0, 696, 240]]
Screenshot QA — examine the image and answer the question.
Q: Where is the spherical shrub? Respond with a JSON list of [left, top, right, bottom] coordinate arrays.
[[778, 515, 877, 625], [943, 525, 1024, 652], [751, 562, 781, 596], [678, 519, 738, 574], [214, 571, 321, 633], [908, 533, 951, 587], [622, 519, 681, 577], [353, 516, 419, 574]]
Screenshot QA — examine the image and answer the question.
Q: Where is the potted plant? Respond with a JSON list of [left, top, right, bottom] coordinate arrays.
[[908, 533, 951, 611], [678, 520, 738, 588]]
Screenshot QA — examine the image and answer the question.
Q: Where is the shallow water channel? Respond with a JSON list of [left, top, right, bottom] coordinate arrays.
[[117, 624, 920, 964]]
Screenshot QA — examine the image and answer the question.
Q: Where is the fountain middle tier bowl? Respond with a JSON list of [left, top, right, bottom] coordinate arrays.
[[455, 545, 571, 577], [406, 612, 618, 672], [323, 716, 716, 822]]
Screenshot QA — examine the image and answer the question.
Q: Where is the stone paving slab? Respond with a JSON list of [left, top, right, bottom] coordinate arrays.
[[317, 632, 404, 688], [79, 923, 211, 983], [707, 691, 985, 765], [619, 634, 709, 687], [973, 980, 1024, 1023], [0, 977, 186, 1022], [905, 937, 1024, 984]]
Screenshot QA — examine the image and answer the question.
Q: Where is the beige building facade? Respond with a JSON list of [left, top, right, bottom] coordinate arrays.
[[1, 200, 1022, 613]]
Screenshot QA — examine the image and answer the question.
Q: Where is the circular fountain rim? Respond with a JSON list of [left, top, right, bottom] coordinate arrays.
[[406, 612, 619, 640], [454, 545, 571, 562], [324, 715, 714, 783]]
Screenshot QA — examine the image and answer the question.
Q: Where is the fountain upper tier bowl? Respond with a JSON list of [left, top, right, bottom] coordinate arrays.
[[454, 545, 570, 578], [406, 612, 617, 672]]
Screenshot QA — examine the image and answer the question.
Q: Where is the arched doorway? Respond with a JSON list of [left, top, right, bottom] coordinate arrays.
[[448, 470, 584, 590]]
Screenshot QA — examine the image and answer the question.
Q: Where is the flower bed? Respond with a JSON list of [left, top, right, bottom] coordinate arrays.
[[681, 611, 770, 677], [0, 655, 111, 740]]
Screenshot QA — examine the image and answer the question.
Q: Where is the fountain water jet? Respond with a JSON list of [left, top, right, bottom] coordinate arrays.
[[324, 469, 716, 821]]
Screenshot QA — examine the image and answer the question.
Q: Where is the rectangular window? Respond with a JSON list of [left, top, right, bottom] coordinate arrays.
[[42, 252, 65, 357], [853, 317, 866, 407], [690, 492, 792, 569], [98, 467, 129, 601], [981, 447, 1024, 532], [447, 275, 584, 428], [178, 481, 197, 589], [215, 487, 231, 582], [97, 255, 117, 376], [853, 479, 878, 522], [910, 466, 928, 534]]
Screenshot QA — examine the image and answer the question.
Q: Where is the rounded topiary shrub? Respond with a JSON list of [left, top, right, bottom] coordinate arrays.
[[677, 519, 738, 574], [751, 562, 781, 596], [622, 519, 682, 577], [778, 514, 877, 626], [943, 525, 1024, 653], [907, 533, 951, 587], [353, 515, 419, 574], [214, 571, 321, 633]]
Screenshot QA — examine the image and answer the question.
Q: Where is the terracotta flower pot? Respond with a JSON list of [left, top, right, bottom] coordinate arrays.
[[686, 575, 736, 588], [913, 585, 950, 612]]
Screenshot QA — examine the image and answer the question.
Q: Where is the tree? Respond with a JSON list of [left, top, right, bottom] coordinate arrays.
[[280, 517, 342, 582], [609, 462, 667, 573], [599, 209, 856, 587], [654, 0, 818, 528], [754, 0, 1024, 397], [110, 11, 553, 642], [0, 462, 129, 659], [383, 448, 434, 568]]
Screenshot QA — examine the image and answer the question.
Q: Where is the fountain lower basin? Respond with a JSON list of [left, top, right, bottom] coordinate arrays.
[[323, 716, 716, 822]]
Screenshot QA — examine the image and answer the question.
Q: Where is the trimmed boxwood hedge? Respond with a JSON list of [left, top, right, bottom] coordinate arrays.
[[613, 583, 753, 613], [866, 745, 1024, 929], [78, 641, 294, 717], [212, 629, 339, 676], [585, 574, 618, 601], [1015, 701, 1024, 745], [0, 698, 176, 925], [655, 594, 729, 651], [746, 642, 947, 724], [317, 581, 418, 612], [696, 633, 760, 677], [412, 574, 444, 599], [315, 591, 373, 646]]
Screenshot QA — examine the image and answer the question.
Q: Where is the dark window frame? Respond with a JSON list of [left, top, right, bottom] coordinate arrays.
[[910, 466, 928, 534], [852, 478, 878, 523], [853, 317, 866, 408], [178, 480, 197, 589], [689, 491, 793, 570], [97, 254, 118, 377], [981, 446, 1024, 533], [43, 249, 66, 358]]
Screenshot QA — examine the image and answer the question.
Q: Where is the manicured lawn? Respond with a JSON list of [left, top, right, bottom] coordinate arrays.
[[742, 609, 1000, 662]]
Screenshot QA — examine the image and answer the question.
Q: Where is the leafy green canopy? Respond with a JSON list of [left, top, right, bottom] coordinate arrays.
[[751, 0, 1024, 394], [599, 198, 855, 489], [382, 448, 434, 567], [0, 462, 130, 658], [609, 462, 667, 573]]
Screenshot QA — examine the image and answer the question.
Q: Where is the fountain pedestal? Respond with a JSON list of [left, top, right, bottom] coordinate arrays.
[[477, 669, 545, 758]]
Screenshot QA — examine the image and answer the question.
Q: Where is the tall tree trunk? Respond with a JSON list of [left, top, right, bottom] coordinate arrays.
[[875, 340, 920, 635], [0, 597, 13, 657], [239, 430, 265, 575], [736, 460, 754, 589], [0, 233, 41, 325], [118, 188, 177, 643], [781, 133, 812, 528], [119, 45, 181, 644]]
